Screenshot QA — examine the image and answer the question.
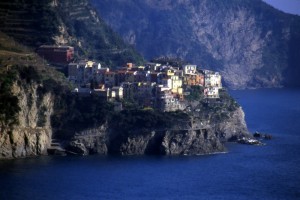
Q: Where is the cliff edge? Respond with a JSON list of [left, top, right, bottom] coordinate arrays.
[[63, 91, 249, 156]]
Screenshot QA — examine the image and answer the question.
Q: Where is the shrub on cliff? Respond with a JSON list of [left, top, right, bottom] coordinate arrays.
[[185, 85, 205, 101], [51, 94, 115, 139], [0, 69, 20, 129], [111, 109, 190, 135]]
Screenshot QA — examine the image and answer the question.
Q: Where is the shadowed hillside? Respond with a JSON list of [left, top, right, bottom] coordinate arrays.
[[0, 0, 144, 67], [92, 0, 300, 88]]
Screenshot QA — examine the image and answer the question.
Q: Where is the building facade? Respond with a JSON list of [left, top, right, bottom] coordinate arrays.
[[37, 45, 74, 64]]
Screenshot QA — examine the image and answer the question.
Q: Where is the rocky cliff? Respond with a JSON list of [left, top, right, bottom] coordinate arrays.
[[91, 0, 300, 89], [0, 32, 70, 159], [0, 80, 54, 158], [65, 93, 248, 156]]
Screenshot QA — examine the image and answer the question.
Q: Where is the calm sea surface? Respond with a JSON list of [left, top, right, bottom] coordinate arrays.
[[1, 89, 300, 200]]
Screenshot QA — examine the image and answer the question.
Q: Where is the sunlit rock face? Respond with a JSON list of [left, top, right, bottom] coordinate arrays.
[[0, 82, 54, 159]]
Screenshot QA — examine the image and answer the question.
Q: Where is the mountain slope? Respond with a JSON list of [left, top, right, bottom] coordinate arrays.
[[91, 0, 300, 89], [0, 0, 144, 66]]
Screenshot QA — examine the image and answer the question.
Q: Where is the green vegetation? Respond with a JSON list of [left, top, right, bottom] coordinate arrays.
[[37, 106, 47, 127], [62, 95, 114, 128], [151, 56, 188, 68], [196, 89, 240, 122], [218, 89, 239, 111], [56, 0, 144, 67], [0, 69, 20, 129], [52, 94, 115, 139], [51, 93, 191, 139], [0, 63, 70, 130], [0, 31, 71, 131], [174, 86, 241, 123], [19, 65, 41, 84], [185, 85, 205, 101], [112, 109, 167, 131], [0, 0, 59, 46], [111, 109, 190, 134]]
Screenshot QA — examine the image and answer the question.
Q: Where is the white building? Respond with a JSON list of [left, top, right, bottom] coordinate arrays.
[[204, 87, 220, 98], [183, 65, 197, 75], [204, 70, 222, 88], [68, 60, 102, 87], [111, 86, 123, 100], [156, 87, 185, 111]]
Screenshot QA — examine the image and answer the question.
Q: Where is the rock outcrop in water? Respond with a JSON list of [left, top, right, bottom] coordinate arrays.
[[67, 125, 227, 156]]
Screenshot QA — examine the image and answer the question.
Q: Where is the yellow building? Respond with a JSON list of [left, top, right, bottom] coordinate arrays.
[[183, 73, 204, 86], [166, 69, 175, 76], [171, 75, 183, 94], [111, 86, 123, 100]]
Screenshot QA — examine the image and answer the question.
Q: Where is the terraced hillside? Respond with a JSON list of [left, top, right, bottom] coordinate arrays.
[[0, 1, 58, 47], [0, 0, 144, 66], [0, 31, 69, 89]]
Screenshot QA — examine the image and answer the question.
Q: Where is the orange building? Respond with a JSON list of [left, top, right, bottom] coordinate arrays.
[[183, 73, 204, 86]]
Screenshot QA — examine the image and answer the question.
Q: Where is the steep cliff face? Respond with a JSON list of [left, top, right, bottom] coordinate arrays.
[[91, 0, 300, 88], [214, 107, 248, 140], [66, 102, 248, 156], [67, 125, 109, 155], [0, 82, 54, 159], [0, 31, 70, 159]]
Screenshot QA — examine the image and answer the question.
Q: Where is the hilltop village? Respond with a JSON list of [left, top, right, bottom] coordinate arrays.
[[37, 45, 222, 112]]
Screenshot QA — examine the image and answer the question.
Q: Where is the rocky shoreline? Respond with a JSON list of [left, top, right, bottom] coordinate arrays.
[[0, 78, 250, 159], [0, 104, 250, 158], [51, 106, 249, 157]]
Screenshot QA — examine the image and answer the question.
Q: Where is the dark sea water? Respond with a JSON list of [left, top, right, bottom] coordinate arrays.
[[1, 89, 300, 200]]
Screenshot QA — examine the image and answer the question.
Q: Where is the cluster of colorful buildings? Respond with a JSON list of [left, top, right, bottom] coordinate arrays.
[[67, 61, 222, 112], [36, 45, 222, 112]]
